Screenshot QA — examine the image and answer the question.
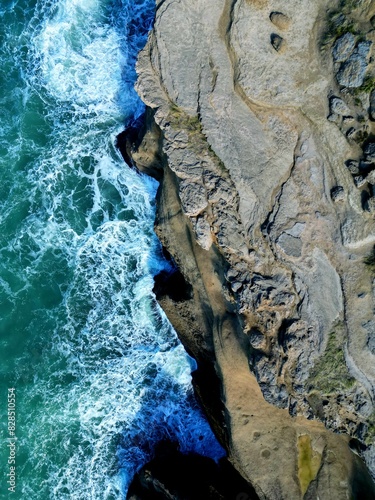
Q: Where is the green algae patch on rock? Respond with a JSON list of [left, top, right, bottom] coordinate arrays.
[[297, 434, 322, 496], [168, 103, 202, 134], [167, 103, 228, 174], [365, 411, 375, 446], [308, 331, 355, 395]]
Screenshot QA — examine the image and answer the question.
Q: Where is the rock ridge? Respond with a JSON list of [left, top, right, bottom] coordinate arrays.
[[129, 0, 375, 498]]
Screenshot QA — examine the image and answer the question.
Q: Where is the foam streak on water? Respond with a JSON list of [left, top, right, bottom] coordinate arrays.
[[0, 0, 224, 498]]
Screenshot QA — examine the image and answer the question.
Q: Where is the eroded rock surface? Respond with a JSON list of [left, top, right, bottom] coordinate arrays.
[[131, 0, 375, 497]]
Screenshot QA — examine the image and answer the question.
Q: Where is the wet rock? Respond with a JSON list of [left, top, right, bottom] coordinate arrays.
[[153, 268, 193, 303], [331, 186, 345, 202], [329, 96, 351, 115], [270, 33, 284, 52], [269, 12, 291, 30], [332, 33, 356, 63], [117, 110, 164, 180]]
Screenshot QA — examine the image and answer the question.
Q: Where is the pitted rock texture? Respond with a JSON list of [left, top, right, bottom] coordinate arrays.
[[324, 1, 375, 216], [133, 0, 375, 497]]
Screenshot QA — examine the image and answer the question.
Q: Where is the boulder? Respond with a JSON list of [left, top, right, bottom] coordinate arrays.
[[332, 32, 355, 63], [331, 185, 345, 202], [337, 54, 367, 88], [346, 160, 360, 174], [329, 96, 351, 115], [336, 43, 371, 88], [356, 41, 372, 59]]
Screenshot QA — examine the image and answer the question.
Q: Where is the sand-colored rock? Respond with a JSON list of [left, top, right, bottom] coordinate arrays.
[[270, 11, 291, 31], [132, 0, 375, 497]]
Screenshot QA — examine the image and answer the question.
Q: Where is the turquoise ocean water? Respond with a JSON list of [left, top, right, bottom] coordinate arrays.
[[0, 1, 223, 498]]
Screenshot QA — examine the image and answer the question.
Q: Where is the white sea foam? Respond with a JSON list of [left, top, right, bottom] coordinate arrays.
[[33, 0, 143, 121]]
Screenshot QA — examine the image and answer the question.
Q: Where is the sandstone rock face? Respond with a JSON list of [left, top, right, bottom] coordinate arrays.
[[270, 11, 291, 31], [133, 0, 375, 497]]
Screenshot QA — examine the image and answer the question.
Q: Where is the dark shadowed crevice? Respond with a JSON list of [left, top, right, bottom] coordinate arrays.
[[127, 440, 260, 500]]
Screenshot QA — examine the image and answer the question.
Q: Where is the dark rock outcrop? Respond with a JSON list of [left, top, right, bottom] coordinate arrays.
[[270, 33, 284, 52], [336, 43, 372, 88], [127, 442, 259, 500]]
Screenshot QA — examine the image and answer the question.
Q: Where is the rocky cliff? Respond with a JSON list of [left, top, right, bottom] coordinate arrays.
[[129, 0, 375, 497]]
